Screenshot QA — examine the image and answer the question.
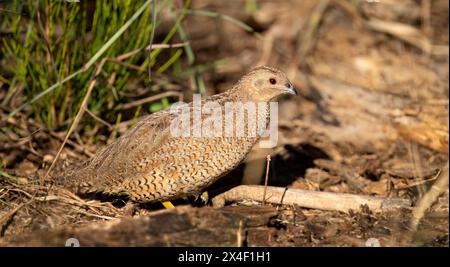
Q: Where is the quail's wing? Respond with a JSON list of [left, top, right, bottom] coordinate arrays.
[[76, 91, 237, 193], [78, 108, 176, 189]]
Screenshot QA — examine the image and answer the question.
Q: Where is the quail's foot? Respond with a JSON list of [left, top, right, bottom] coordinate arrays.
[[196, 191, 209, 205]]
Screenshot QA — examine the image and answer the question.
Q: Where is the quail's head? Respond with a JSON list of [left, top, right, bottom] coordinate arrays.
[[239, 66, 297, 102]]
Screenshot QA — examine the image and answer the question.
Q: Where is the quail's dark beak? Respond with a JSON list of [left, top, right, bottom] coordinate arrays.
[[284, 83, 298, 95]]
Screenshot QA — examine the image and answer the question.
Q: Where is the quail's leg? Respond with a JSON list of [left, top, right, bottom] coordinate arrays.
[[201, 191, 209, 204], [161, 201, 175, 209], [122, 202, 137, 216], [194, 191, 209, 205]]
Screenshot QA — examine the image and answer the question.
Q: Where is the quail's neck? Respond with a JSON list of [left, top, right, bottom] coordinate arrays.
[[227, 86, 261, 103]]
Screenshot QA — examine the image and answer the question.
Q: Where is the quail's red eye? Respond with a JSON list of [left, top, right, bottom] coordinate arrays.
[[269, 78, 277, 85]]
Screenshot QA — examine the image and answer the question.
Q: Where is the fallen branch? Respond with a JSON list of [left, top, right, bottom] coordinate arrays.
[[212, 185, 411, 213]]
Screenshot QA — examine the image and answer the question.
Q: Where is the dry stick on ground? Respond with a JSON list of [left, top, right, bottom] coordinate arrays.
[[410, 162, 449, 231], [395, 172, 440, 190], [212, 185, 411, 213]]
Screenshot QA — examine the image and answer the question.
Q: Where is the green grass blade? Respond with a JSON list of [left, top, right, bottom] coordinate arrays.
[[8, 0, 155, 118]]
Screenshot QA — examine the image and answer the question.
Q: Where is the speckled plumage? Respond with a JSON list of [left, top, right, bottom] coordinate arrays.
[[63, 66, 295, 203]]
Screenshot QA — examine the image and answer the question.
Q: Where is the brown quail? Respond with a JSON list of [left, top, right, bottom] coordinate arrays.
[[63, 66, 297, 203]]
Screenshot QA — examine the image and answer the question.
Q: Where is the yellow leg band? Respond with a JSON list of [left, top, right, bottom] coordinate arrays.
[[162, 201, 175, 209]]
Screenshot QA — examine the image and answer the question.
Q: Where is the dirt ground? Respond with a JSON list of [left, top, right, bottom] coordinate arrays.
[[0, 0, 448, 246]]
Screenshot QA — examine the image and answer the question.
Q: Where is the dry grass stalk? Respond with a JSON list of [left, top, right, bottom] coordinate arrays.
[[410, 162, 449, 231]]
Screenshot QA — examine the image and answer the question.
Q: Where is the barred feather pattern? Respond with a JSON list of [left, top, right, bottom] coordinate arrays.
[[63, 66, 289, 203]]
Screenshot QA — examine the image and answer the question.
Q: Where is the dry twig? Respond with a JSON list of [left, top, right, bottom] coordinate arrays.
[[410, 162, 449, 231]]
